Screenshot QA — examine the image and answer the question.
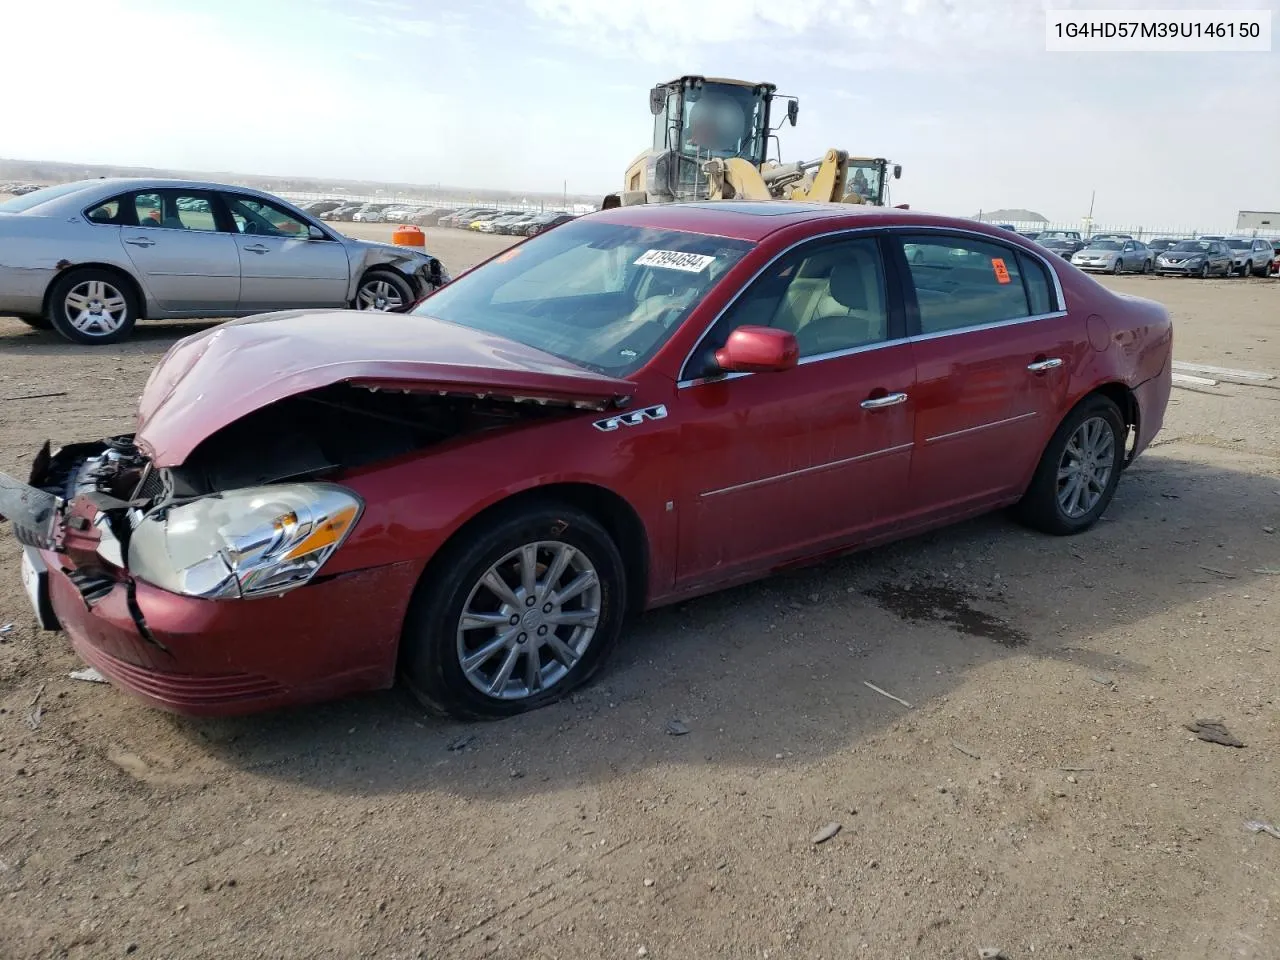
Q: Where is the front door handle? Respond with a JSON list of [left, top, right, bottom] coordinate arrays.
[[242, 243, 270, 254], [123, 237, 155, 248], [1027, 357, 1063, 372], [861, 391, 909, 410]]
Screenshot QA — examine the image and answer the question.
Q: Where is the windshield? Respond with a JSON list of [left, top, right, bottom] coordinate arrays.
[[1171, 240, 1211, 252], [0, 180, 89, 213], [1040, 238, 1069, 246], [1226, 239, 1251, 249], [679, 84, 768, 163], [1087, 241, 1122, 251], [411, 219, 754, 377]]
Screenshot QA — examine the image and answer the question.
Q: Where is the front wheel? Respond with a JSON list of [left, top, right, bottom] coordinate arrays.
[[1112, 259, 1123, 274], [353, 269, 415, 312], [400, 503, 628, 720], [44, 268, 140, 345], [1200, 263, 1210, 279], [1013, 395, 1126, 536]]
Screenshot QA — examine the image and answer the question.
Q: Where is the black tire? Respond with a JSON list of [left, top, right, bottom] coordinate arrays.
[[1142, 258, 1152, 274], [1112, 259, 1123, 274], [1200, 263, 1210, 279], [352, 268, 416, 312], [44, 267, 140, 345], [400, 502, 628, 720], [1013, 394, 1126, 536]]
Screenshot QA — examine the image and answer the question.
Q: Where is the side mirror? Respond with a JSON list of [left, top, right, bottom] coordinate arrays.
[[787, 100, 799, 126], [714, 326, 799, 374], [893, 164, 902, 179], [308, 224, 326, 240], [649, 85, 667, 115]]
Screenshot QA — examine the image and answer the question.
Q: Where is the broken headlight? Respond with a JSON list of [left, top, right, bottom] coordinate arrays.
[[126, 483, 363, 599]]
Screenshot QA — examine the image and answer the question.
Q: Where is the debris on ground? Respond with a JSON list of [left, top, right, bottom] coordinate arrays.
[[978, 948, 1007, 959], [863, 681, 911, 708], [0, 622, 14, 635], [446, 735, 474, 752], [811, 822, 842, 845], [1184, 719, 1245, 748], [69, 667, 108, 683], [665, 719, 690, 736], [1245, 821, 1280, 840], [952, 741, 981, 759]]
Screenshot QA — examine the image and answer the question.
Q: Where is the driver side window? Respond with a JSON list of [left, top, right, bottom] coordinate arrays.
[[683, 236, 889, 380], [221, 194, 312, 239]]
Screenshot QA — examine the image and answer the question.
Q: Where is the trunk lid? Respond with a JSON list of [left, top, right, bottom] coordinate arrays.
[[135, 309, 637, 467]]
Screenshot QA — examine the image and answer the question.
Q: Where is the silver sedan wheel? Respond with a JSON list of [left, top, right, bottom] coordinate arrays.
[[456, 541, 602, 700], [1057, 416, 1116, 518], [355, 278, 404, 311], [64, 280, 128, 335]]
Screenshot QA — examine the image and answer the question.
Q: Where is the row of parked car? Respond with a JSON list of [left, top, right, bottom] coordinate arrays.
[[1, 181, 46, 196], [300, 199, 578, 237], [1004, 227, 1280, 279]]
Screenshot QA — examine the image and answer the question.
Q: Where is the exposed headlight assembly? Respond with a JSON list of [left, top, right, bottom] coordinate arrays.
[[127, 483, 363, 599]]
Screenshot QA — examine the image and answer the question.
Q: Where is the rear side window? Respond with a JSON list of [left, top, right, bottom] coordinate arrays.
[[897, 234, 1036, 335], [1016, 251, 1057, 315]]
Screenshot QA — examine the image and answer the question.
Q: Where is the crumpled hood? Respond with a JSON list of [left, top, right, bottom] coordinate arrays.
[[135, 309, 636, 467]]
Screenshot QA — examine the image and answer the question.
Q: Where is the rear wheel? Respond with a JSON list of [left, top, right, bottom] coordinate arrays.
[[400, 503, 628, 720], [44, 268, 140, 345], [1142, 258, 1152, 274], [1014, 394, 1126, 536]]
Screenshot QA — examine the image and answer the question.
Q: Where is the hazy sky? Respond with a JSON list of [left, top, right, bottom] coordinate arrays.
[[4, 0, 1277, 227]]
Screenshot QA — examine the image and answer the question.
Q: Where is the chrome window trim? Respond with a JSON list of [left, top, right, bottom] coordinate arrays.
[[675, 222, 1068, 389], [700, 442, 915, 499]]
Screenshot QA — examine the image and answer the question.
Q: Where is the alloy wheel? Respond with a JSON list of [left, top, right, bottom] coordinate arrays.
[[456, 541, 602, 700], [1056, 416, 1116, 519], [356, 278, 404, 311], [63, 280, 128, 335]]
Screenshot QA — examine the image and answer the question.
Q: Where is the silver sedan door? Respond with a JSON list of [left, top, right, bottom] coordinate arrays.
[[1120, 240, 1138, 272], [117, 190, 241, 313], [220, 193, 351, 311]]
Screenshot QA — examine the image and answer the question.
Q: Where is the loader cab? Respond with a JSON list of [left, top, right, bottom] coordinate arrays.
[[646, 76, 781, 202], [842, 158, 902, 206]]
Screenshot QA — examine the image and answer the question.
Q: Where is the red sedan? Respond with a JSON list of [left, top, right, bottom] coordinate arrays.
[[0, 201, 1173, 720]]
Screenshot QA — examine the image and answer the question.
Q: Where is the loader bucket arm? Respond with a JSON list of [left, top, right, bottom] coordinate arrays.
[[703, 157, 774, 200]]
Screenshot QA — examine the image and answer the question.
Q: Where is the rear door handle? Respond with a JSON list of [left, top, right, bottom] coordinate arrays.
[[861, 392, 908, 410], [123, 237, 155, 248], [1027, 358, 1063, 372], [242, 243, 270, 254]]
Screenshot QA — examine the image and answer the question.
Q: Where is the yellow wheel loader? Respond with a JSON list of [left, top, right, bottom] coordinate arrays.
[[601, 76, 902, 210]]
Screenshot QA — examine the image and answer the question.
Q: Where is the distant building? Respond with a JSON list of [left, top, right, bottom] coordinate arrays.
[[1237, 210, 1280, 231]]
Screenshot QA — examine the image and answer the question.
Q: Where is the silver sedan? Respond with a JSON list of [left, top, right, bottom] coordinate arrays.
[[0, 178, 451, 344], [1069, 239, 1154, 275]]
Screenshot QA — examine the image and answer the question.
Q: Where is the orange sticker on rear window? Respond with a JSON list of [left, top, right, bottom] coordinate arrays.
[[992, 258, 1011, 284]]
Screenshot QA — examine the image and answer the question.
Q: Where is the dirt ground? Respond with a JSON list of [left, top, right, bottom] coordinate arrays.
[[1, 220, 1278, 960]]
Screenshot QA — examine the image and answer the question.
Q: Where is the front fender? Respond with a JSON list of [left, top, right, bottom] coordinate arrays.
[[346, 244, 451, 301]]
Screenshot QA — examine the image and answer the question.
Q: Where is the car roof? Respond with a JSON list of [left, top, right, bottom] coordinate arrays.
[[586, 200, 1016, 243]]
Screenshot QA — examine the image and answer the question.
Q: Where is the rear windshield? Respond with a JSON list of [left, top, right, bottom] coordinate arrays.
[[413, 218, 754, 377]]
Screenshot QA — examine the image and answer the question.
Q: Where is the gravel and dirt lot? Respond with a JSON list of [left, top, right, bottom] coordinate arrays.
[[2, 220, 1278, 960]]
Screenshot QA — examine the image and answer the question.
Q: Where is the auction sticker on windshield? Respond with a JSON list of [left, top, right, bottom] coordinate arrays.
[[634, 250, 716, 273]]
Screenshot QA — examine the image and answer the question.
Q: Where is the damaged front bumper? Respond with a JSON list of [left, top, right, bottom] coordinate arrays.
[[0, 439, 418, 715]]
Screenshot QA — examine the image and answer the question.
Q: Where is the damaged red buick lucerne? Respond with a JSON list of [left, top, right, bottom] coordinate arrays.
[[0, 201, 1172, 720]]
